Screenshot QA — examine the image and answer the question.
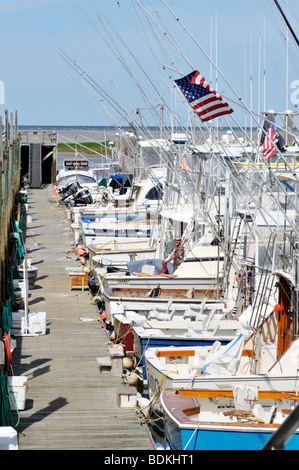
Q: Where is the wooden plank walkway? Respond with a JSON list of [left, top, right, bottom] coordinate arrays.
[[12, 186, 154, 450]]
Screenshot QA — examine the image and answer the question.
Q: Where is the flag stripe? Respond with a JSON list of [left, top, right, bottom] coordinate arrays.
[[192, 93, 219, 109], [262, 126, 278, 160], [200, 108, 233, 122], [195, 102, 231, 116]]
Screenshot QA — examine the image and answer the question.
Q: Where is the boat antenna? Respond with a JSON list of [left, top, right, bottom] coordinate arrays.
[[273, 0, 299, 47]]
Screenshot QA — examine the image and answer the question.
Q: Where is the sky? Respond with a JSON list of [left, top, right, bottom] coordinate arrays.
[[0, 0, 298, 128]]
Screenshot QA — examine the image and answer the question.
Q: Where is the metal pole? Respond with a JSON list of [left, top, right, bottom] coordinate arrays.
[[262, 403, 299, 450]]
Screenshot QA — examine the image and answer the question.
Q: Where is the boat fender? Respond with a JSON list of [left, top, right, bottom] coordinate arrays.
[[126, 371, 138, 386], [137, 396, 150, 418], [123, 357, 134, 369]]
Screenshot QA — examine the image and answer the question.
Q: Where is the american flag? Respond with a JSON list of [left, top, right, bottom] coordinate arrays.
[[174, 70, 233, 122], [262, 124, 278, 160]]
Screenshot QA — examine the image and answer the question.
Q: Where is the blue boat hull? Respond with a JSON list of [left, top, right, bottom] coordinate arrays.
[[164, 422, 299, 450]]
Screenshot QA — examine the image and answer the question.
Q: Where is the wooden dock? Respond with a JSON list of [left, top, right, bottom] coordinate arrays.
[[12, 186, 154, 450]]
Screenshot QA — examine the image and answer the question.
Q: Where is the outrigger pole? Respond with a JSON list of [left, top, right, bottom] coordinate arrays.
[[273, 0, 299, 48]]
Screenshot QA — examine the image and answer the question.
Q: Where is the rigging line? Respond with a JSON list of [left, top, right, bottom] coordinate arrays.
[[205, 118, 298, 243], [248, 0, 287, 93], [96, 72, 144, 126], [62, 61, 104, 126], [154, 74, 207, 142], [73, 1, 150, 114], [133, 0, 195, 71], [86, 4, 210, 148], [132, 0, 188, 76], [94, 71, 175, 174], [273, 0, 299, 47], [147, 0, 190, 65], [169, 75, 298, 243], [225, 115, 299, 234], [73, 71, 127, 128], [58, 49, 128, 120], [259, 0, 299, 77], [72, 12, 292, 242], [288, 0, 299, 28], [204, 138, 283, 253], [221, 89, 299, 146], [91, 8, 177, 140], [116, 0, 177, 90], [199, 80, 299, 194], [159, 0, 292, 144], [126, 0, 196, 130], [100, 69, 173, 141], [55, 138, 91, 162], [94, 9, 160, 103], [56, 133, 108, 161], [60, 55, 156, 146]]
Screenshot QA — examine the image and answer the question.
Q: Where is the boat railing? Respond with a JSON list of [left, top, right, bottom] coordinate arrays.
[[20, 130, 57, 146]]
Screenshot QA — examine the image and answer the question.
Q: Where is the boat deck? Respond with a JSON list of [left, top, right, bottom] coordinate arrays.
[[12, 187, 154, 450]]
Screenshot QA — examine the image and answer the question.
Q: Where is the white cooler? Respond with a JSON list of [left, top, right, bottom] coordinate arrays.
[[8, 376, 28, 411], [11, 311, 47, 336], [0, 427, 18, 450]]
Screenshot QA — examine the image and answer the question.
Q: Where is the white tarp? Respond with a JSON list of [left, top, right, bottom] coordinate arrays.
[[201, 333, 245, 375]]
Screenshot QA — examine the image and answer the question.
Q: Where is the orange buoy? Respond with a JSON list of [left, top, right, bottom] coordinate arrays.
[[274, 303, 281, 312]]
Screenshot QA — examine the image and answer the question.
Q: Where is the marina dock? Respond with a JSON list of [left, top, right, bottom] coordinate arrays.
[[12, 186, 154, 450]]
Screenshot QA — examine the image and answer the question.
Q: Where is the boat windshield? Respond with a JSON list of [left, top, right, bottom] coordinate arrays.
[[58, 174, 96, 186]]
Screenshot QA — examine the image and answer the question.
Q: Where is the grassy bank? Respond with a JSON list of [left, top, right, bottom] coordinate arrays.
[[57, 141, 114, 155]]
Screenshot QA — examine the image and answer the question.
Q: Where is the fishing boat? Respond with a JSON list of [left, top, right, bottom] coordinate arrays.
[[96, 229, 227, 292], [71, 208, 150, 245], [87, 241, 159, 269], [143, 265, 299, 413], [77, 217, 154, 246], [130, 317, 246, 383], [102, 282, 225, 325], [160, 387, 299, 450], [55, 159, 97, 188], [110, 299, 245, 383]]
